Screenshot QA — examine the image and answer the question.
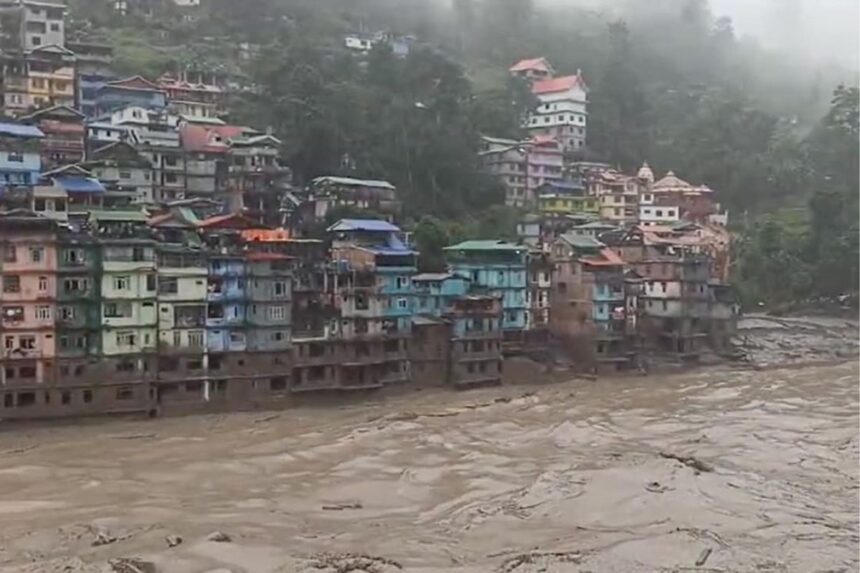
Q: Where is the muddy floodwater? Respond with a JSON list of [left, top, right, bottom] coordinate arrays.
[[0, 361, 857, 572]]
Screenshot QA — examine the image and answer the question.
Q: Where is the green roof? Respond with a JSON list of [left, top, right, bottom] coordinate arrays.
[[88, 210, 148, 222], [559, 233, 605, 249], [444, 240, 526, 252]]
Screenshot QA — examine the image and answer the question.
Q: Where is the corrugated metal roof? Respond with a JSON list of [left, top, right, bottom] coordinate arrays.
[[89, 210, 148, 222], [327, 219, 401, 233], [444, 240, 525, 252], [559, 233, 604, 249], [312, 176, 396, 190], [0, 123, 44, 138], [55, 176, 105, 193], [413, 272, 458, 281]]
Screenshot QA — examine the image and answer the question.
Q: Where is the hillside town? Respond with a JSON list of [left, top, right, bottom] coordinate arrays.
[[0, 3, 737, 420]]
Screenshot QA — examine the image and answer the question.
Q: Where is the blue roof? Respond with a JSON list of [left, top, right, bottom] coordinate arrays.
[[0, 123, 44, 138], [327, 219, 401, 233], [55, 176, 105, 193]]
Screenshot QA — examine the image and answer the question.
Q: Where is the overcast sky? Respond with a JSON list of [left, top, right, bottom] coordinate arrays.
[[710, 0, 859, 68]]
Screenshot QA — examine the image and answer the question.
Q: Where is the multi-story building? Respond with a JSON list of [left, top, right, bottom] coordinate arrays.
[[536, 179, 597, 217], [0, 0, 65, 52], [479, 136, 527, 206], [479, 135, 564, 208], [0, 120, 42, 186], [328, 218, 416, 387], [21, 104, 84, 170], [82, 140, 154, 205], [444, 295, 503, 387], [54, 230, 100, 389], [66, 41, 114, 118], [154, 244, 208, 404], [26, 44, 75, 110], [178, 121, 235, 198], [95, 213, 158, 389], [526, 251, 552, 333], [158, 69, 226, 119], [0, 211, 57, 398], [307, 176, 399, 224], [527, 71, 588, 151], [589, 169, 640, 226], [95, 75, 167, 116], [227, 131, 290, 224], [549, 233, 634, 372], [444, 240, 528, 341]]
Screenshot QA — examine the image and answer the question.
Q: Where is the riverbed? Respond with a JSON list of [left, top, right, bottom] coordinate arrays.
[[0, 356, 857, 572]]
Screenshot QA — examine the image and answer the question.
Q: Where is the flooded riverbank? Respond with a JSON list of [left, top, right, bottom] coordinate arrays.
[[0, 357, 857, 572]]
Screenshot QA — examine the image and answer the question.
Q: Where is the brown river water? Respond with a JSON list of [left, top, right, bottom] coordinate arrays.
[[0, 360, 857, 572]]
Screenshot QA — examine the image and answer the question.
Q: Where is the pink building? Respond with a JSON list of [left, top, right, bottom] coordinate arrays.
[[0, 212, 59, 392]]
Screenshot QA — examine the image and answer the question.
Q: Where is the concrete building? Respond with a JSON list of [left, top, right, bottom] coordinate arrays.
[[66, 41, 114, 118], [444, 240, 528, 341], [308, 176, 400, 223], [95, 75, 167, 116], [82, 140, 155, 205], [158, 70, 226, 119], [21, 104, 84, 170], [536, 179, 597, 217], [227, 131, 290, 224], [589, 169, 640, 226], [0, 121, 42, 186], [0, 0, 65, 52], [479, 136, 527, 207], [0, 211, 57, 394], [444, 295, 503, 387], [527, 72, 588, 151]]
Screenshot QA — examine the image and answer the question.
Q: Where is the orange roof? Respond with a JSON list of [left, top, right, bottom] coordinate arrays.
[[240, 228, 291, 242], [197, 213, 262, 230], [532, 74, 584, 95], [510, 57, 552, 73]]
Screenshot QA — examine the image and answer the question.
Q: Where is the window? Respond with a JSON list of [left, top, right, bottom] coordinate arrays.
[[271, 330, 285, 342], [32, 78, 45, 88], [34, 198, 46, 211], [30, 247, 44, 262], [2, 305, 23, 322], [61, 391, 70, 405], [50, 22, 60, 31], [165, 173, 178, 184], [4, 336, 13, 349], [662, 300, 668, 311], [19, 366, 35, 378], [2, 245, 15, 262], [119, 170, 131, 179], [158, 277, 178, 294], [83, 390, 93, 403], [19, 336, 36, 350], [113, 276, 130, 290], [396, 276, 409, 289], [36, 276, 47, 291], [146, 274, 157, 291], [116, 331, 136, 347], [64, 278, 88, 293], [173, 331, 181, 347], [64, 249, 84, 264], [273, 280, 288, 297], [268, 306, 287, 320], [116, 388, 134, 400], [35, 305, 50, 320], [187, 330, 204, 347], [397, 298, 408, 309], [17, 392, 35, 407]]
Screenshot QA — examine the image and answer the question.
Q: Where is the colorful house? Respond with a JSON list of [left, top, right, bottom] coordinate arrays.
[[444, 240, 528, 333], [0, 121, 43, 187]]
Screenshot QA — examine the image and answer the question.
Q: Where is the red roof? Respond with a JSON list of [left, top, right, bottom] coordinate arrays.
[[532, 74, 585, 95], [510, 57, 552, 73], [179, 123, 241, 153], [583, 248, 625, 267], [197, 213, 262, 230]]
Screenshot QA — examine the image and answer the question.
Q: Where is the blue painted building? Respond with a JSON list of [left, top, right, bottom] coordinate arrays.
[[444, 240, 529, 332], [0, 122, 43, 187], [206, 254, 247, 353], [95, 76, 167, 116], [412, 272, 470, 317]]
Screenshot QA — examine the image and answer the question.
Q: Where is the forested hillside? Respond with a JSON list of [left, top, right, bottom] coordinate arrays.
[[67, 0, 859, 304]]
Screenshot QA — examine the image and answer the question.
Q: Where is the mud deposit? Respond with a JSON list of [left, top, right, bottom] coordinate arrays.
[[0, 360, 857, 572]]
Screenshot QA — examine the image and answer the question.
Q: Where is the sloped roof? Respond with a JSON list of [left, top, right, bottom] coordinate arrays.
[[197, 212, 262, 230], [532, 74, 585, 95], [54, 177, 105, 194], [327, 219, 401, 233], [413, 272, 459, 282], [89, 210, 148, 222], [105, 75, 164, 92], [652, 170, 693, 192], [559, 233, 604, 250], [444, 240, 525, 252], [179, 123, 237, 153], [509, 57, 554, 73], [312, 176, 396, 190], [0, 122, 44, 138], [21, 105, 85, 121]]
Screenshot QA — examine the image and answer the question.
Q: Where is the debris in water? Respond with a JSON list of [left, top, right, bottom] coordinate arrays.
[[206, 531, 232, 542], [645, 481, 668, 493], [164, 534, 183, 548], [91, 530, 117, 546], [659, 451, 714, 473], [695, 547, 713, 566], [107, 558, 157, 573], [321, 502, 363, 511], [306, 552, 401, 571]]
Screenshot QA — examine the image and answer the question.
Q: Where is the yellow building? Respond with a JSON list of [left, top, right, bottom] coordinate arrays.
[[27, 44, 75, 110], [536, 181, 599, 216]]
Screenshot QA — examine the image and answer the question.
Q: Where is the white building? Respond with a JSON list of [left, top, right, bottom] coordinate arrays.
[[527, 71, 588, 151]]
